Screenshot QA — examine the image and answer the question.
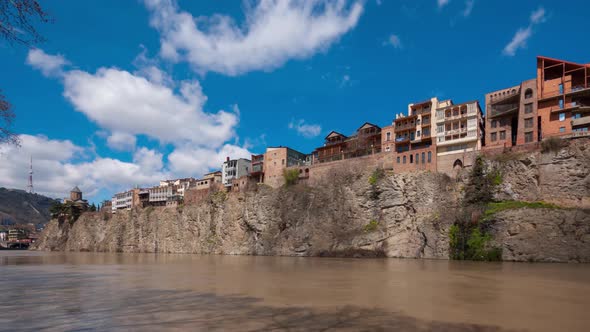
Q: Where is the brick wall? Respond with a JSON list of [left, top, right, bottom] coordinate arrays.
[[436, 151, 478, 177], [263, 148, 288, 188], [391, 145, 436, 173]]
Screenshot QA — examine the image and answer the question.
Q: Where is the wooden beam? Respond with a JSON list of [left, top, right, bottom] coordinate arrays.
[[543, 62, 565, 70]]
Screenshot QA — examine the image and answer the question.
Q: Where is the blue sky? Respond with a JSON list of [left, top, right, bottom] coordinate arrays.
[[1, 0, 588, 203]]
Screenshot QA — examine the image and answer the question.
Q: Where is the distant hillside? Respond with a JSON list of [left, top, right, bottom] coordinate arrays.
[[0, 188, 59, 227]]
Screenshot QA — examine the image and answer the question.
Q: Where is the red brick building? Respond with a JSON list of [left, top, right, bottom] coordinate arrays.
[[537, 56, 590, 138]]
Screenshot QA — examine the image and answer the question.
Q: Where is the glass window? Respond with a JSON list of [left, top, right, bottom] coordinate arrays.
[[386, 132, 391, 141], [500, 131, 506, 140], [421, 152, 425, 163], [410, 154, 413, 163], [491, 120, 497, 128], [427, 151, 432, 163], [491, 132, 497, 141], [415, 154, 419, 164], [525, 131, 533, 143], [524, 118, 533, 128], [524, 103, 533, 114], [396, 156, 400, 164], [559, 113, 565, 121], [416, 119, 421, 125], [417, 130, 421, 137], [559, 127, 565, 133], [403, 156, 406, 164], [524, 89, 533, 99], [559, 99, 564, 109]]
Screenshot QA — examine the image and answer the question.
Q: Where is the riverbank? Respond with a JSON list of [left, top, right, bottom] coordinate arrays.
[[32, 139, 590, 262]]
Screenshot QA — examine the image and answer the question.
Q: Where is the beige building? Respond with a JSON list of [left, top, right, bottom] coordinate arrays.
[[263, 146, 310, 188], [435, 100, 484, 175]]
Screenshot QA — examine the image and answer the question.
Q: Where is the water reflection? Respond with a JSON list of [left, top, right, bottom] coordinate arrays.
[[1, 251, 589, 331]]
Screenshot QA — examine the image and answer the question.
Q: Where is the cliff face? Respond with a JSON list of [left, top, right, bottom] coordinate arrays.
[[34, 139, 590, 262]]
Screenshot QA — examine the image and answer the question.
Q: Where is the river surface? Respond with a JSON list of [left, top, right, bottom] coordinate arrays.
[[1, 252, 589, 331]]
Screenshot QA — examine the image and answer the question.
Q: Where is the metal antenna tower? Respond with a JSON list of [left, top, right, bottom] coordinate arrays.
[[27, 156, 34, 194]]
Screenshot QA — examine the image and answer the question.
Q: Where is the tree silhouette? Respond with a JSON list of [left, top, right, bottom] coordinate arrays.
[[0, 0, 52, 146]]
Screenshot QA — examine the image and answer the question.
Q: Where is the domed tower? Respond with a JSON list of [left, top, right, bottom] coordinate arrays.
[[70, 186, 82, 201]]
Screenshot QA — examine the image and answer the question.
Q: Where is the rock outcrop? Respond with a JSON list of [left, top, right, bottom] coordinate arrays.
[[33, 138, 590, 262]]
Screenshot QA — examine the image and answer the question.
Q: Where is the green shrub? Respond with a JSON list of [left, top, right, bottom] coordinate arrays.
[[541, 137, 563, 154], [363, 220, 379, 232], [448, 220, 502, 261], [283, 169, 300, 186], [483, 200, 560, 220], [368, 168, 384, 186]]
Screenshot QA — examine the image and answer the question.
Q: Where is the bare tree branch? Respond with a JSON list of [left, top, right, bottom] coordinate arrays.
[[0, 0, 51, 46], [0, 90, 20, 146]]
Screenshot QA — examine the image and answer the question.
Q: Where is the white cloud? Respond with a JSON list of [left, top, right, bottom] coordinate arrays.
[[383, 34, 402, 48], [530, 7, 546, 24], [503, 6, 547, 56], [437, 0, 450, 9], [462, 0, 474, 17], [0, 135, 168, 199], [133, 147, 164, 172], [144, 0, 364, 76], [26, 49, 69, 77], [61, 67, 238, 147], [502, 27, 532, 57], [168, 144, 252, 177], [288, 119, 322, 138], [106, 132, 137, 151]]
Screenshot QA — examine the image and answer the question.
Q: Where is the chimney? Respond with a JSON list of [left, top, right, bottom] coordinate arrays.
[[226, 157, 230, 162]]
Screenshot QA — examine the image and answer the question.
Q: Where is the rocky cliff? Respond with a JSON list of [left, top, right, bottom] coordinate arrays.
[[33, 138, 590, 262]]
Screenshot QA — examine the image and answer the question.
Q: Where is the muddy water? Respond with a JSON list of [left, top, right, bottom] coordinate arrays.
[[1, 251, 589, 331]]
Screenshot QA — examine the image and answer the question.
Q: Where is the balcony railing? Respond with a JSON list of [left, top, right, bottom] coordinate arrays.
[[394, 123, 416, 131], [572, 116, 590, 127], [489, 103, 519, 118]]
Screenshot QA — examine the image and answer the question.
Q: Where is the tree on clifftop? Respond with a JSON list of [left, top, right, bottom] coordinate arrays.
[[0, 0, 52, 146]]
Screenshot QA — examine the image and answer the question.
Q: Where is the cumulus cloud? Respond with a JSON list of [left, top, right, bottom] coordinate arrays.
[[288, 119, 322, 138], [383, 34, 402, 48], [168, 143, 252, 177], [26, 48, 69, 77], [24, 49, 254, 197], [62, 68, 238, 147], [106, 132, 137, 151], [144, 0, 364, 76], [503, 6, 547, 56], [0, 135, 168, 199]]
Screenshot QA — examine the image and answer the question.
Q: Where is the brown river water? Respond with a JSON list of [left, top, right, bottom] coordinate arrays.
[[0, 251, 589, 331]]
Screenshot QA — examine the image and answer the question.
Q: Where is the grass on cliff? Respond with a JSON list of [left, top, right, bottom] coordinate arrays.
[[363, 220, 379, 232], [483, 201, 561, 220], [283, 169, 300, 186]]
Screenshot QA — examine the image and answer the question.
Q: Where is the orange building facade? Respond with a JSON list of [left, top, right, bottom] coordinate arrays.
[[537, 56, 590, 138]]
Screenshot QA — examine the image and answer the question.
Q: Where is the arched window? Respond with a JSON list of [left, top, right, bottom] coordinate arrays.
[[415, 153, 419, 165], [453, 159, 463, 169], [403, 156, 406, 164], [525, 88, 533, 99], [410, 154, 413, 163], [427, 151, 432, 163]]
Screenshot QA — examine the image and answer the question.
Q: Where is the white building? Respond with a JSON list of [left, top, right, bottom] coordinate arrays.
[[222, 158, 251, 187], [112, 190, 134, 213], [148, 185, 175, 206], [159, 178, 196, 197]]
